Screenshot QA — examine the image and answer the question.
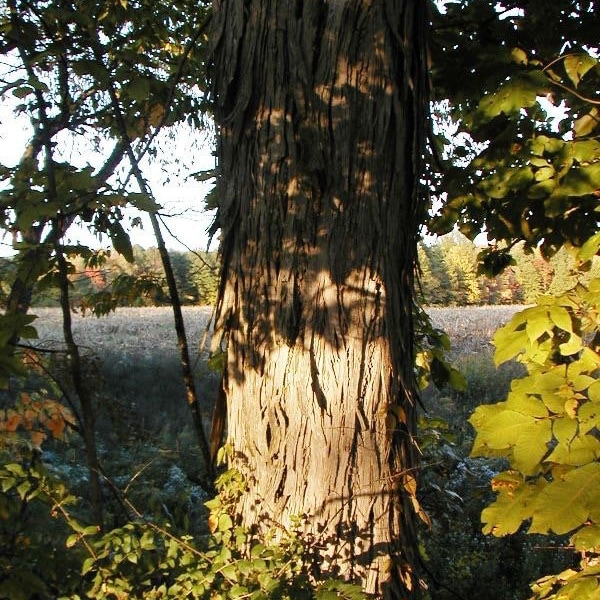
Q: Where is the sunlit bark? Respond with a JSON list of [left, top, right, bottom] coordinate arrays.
[[210, 1, 429, 596]]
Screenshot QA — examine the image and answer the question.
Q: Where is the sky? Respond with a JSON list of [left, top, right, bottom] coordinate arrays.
[[0, 100, 218, 257]]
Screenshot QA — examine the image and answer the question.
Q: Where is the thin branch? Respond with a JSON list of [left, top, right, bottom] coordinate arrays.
[[545, 78, 600, 106], [118, 13, 212, 194], [55, 238, 104, 527], [89, 30, 215, 482], [157, 212, 218, 271], [541, 54, 600, 106]]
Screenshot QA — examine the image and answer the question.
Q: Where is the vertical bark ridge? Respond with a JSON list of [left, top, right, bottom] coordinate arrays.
[[210, 1, 430, 596]]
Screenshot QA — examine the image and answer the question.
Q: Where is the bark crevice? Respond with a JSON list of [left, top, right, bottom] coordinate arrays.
[[210, 1, 430, 596]]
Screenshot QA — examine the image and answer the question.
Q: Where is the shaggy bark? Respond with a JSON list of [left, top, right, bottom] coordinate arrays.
[[210, 1, 429, 596]]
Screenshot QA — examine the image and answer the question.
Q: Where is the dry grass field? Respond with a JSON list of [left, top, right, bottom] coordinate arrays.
[[426, 304, 525, 356], [30, 304, 523, 358], [30, 305, 216, 358], [25, 303, 524, 442]]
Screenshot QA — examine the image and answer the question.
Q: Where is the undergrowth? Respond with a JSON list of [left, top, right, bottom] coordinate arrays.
[[0, 306, 578, 599]]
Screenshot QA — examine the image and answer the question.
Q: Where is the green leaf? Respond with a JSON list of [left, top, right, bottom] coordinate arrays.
[[527, 178, 555, 199], [577, 233, 600, 262], [572, 139, 600, 162], [128, 77, 151, 102], [477, 70, 549, 119], [1, 476, 16, 493], [12, 86, 34, 99], [207, 350, 226, 373], [574, 108, 600, 138], [250, 543, 266, 558], [510, 47, 528, 66], [16, 480, 32, 499], [109, 221, 134, 263], [218, 513, 233, 532], [81, 557, 95, 575], [560, 162, 600, 196], [564, 53, 598, 87], [534, 166, 555, 182], [129, 193, 159, 212]]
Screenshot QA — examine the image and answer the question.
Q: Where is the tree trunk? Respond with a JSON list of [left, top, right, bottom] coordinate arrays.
[[210, 1, 429, 596]]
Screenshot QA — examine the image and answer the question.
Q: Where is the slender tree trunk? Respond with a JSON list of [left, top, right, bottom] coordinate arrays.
[[55, 241, 104, 527], [210, 1, 429, 596]]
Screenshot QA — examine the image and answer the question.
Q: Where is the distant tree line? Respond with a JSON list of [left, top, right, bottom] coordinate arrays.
[[1, 233, 597, 310], [0, 246, 219, 310], [419, 232, 600, 306]]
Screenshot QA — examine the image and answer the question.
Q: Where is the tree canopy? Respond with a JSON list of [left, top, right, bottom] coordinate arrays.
[[429, 3, 599, 598], [431, 0, 599, 265]]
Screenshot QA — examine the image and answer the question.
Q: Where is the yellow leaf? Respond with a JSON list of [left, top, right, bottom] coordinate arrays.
[[529, 463, 599, 535], [208, 514, 218, 534], [549, 305, 573, 333], [564, 397, 579, 418], [559, 333, 582, 356], [553, 417, 577, 446], [574, 108, 600, 137], [511, 47, 528, 65]]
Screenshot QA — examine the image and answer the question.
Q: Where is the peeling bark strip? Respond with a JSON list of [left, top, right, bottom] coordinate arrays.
[[210, 1, 429, 597]]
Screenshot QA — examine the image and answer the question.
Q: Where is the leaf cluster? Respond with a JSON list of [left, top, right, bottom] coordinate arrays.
[[430, 1, 600, 263], [469, 271, 599, 599], [1, 450, 366, 599], [0, 0, 211, 343]]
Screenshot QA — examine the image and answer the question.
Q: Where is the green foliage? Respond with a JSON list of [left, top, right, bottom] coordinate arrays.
[[0, 457, 86, 599], [76, 273, 167, 316], [414, 305, 467, 392], [0, 0, 212, 366], [188, 252, 220, 307], [0, 390, 84, 599], [0, 313, 37, 385], [431, 4, 599, 259], [430, 8, 600, 597], [469, 274, 600, 599], [71, 467, 366, 599], [418, 243, 452, 305], [4, 246, 222, 311], [419, 348, 570, 600], [417, 234, 598, 307], [0, 354, 364, 598], [1, 446, 365, 599], [440, 232, 482, 304]]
